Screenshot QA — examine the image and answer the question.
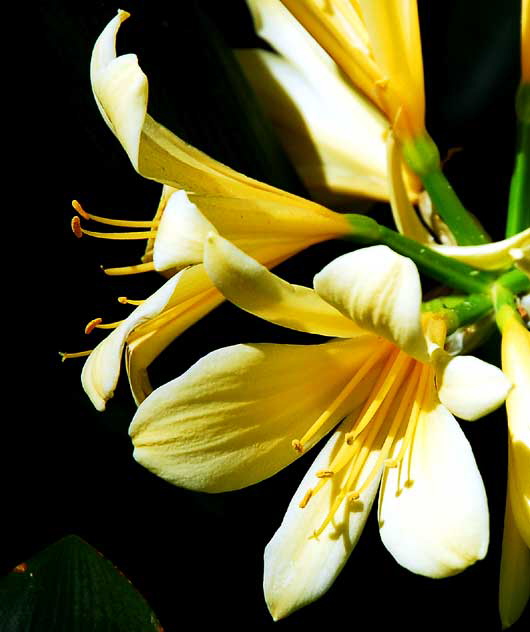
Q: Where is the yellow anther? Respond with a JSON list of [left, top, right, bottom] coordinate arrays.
[[299, 489, 313, 509], [316, 470, 334, 478], [59, 350, 93, 361], [345, 432, 354, 445], [85, 318, 103, 334], [71, 216, 83, 238], [118, 296, 144, 306], [375, 77, 389, 90], [72, 199, 90, 220], [292, 439, 304, 454]]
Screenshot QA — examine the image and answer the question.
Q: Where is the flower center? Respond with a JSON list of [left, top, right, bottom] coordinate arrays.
[[296, 346, 433, 538]]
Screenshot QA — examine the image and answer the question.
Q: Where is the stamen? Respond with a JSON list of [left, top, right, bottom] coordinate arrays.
[[59, 350, 93, 361], [71, 219, 157, 240], [292, 439, 304, 454], [294, 344, 391, 452], [103, 262, 155, 276], [298, 489, 313, 509], [316, 470, 334, 478], [85, 318, 103, 334], [72, 200, 156, 227], [118, 296, 145, 306], [71, 216, 83, 238]]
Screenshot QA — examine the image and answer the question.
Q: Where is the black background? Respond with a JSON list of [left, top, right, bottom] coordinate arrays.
[[6, 0, 528, 629]]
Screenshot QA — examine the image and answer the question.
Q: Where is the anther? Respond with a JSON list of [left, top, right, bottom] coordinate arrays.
[[72, 199, 90, 220], [84, 318, 103, 334], [375, 78, 389, 90], [316, 470, 334, 478], [118, 296, 144, 306], [71, 216, 83, 238], [292, 439, 304, 454], [345, 432, 354, 445], [298, 489, 313, 509]]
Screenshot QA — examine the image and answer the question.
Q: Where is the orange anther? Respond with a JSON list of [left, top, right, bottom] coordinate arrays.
[[118, 296, 129, 304], [292, 439, 304, 454], [71, 216, 83, 238], [85, 318, 103, 334], [12, 562, 28, 573], [72, 199, 90, 220]]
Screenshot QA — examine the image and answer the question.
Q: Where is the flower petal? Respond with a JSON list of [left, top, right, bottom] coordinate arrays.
[[204, 233, 363, 337], [499, 494, 530, 629], [432, 228, 530, 271], [314, 245, 428, 360], [378, 386, 489, 577], [435, 354, 511, 421], [130, 337, 380, 492], [152, 190, 217, 271], [264, 421, 381, 620], [502, 315, 530, 548], [82, 265, 221, 410]]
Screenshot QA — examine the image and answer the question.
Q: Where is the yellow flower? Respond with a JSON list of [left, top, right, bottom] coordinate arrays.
[[130, 239, 511, 619], [79, 10, 360, 411], [522, 0, 529, 83], [499, 310, 530, 629], [274, 0, 426, 142]]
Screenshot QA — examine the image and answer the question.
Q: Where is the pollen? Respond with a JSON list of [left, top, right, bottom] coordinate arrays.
[[84, 318, 103, 334]]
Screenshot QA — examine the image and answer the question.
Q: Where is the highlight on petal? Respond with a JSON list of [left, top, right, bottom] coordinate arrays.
[[432, 229, 530, 271], [378, 382, 489, 577], [152, 190, 217, 271], [204, 233, 363, 338], [130, 337, 380, 493], [264, 421, 381, 620], [82, 265, 221, 410], [499, 494, 530, 629], [314, 245, 428, 360], [502, 315, 530, 548], [386, 131, 432, 242], [435, 355, 511, 421]]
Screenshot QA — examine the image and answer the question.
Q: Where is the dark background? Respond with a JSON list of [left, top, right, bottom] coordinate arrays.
[[6, 0, 528, 629]]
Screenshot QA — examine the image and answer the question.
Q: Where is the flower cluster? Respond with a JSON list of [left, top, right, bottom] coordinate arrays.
[[67, 2, 530, 627]]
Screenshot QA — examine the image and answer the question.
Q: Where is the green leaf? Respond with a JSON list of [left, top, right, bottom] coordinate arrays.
[[0, 535, 161, 632]]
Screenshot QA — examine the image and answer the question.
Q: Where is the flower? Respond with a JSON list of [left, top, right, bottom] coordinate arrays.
[[78, 10, 363, 410], [129, 239, 510, 619], [273, 0, 426, 142], [499, 309, 530, 629], [522, 0, 529, 83]]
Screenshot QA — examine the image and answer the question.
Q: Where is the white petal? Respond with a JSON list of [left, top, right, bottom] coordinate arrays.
[[378, 396, 489, 577], [435, 355, 511, 421], [314, 245, 428, 360], [130, 338, 380, 492], [433, 228, 530, 271], [264, 422, 381, 620], [204, 233, 362, 337], [152, 190, 216, 271], [90, 10, 146, 169], [82, 265, 220, 410]]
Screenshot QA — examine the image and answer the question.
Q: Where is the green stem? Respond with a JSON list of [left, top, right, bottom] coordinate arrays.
[[421, 294, 493, 333], [343, 214, 496, 294], [506, 83, 530, 237], [402, 134, 489, 246], [496, 268, 530, 294]]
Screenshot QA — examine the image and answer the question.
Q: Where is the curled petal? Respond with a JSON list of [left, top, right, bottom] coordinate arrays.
[[435, 355, 511, 421], [82, 265, 221, 410], [204, 233, 362, 338], [432, 229, 530, 271], [130, 337, 380, 492], [264, 421, 381, 620], [378, 388, 489, 577], [314, 245, 428, 360]]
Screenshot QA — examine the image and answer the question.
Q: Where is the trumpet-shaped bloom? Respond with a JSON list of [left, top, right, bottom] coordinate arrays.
[[80, 10, 363, 410], [499, 311, 530, 628], [237, 0, 391, 202], [130, 240, 510, 619], [273, 0, 426, 142]]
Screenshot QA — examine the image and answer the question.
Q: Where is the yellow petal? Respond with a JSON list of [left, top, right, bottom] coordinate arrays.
[[386, 131, 433, 241], [432, 229, 530, 271], [204, 233, 362, 337], [499, 493, 530, 629], [82, 265, 222, 410], [522, 0, 529, 82], [434, 354, 511, 421], [130, 337, 380, 492], [264, 420, 381, 620], [152, 190, 217, 271], [314, 245, 428, 360], [357, 0, 425, 138], [378, 385, 489, 577], [502, 316, 530, 549]]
